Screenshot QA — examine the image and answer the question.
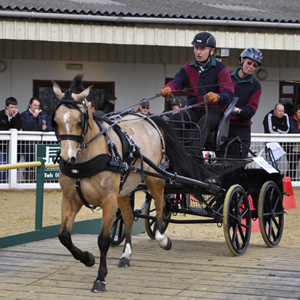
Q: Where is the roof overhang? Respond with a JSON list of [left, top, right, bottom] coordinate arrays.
[[0, 11, 300, 50]]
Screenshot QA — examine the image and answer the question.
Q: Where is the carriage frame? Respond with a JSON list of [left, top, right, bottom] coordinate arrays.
[[110, 98, 285, 256]]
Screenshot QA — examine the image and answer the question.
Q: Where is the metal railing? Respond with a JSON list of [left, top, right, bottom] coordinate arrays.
[[1, 130, 300, 188]]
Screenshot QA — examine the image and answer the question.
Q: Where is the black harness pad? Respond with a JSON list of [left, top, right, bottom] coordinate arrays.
[[59, 153, 120, 178]]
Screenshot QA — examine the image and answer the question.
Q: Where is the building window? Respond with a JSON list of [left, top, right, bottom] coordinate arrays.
[[33, 80, 115, 116], [280, 81, 300, 116]]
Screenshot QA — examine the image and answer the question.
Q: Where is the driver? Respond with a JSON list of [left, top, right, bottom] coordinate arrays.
[[160, 32, 234, 156]]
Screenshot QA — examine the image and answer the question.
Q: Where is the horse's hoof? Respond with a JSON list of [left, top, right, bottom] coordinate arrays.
[[118, 257, 130, 268], [163, 238, 172, 251], [84, 252, 95, 267], [91, 280, 106, 292]]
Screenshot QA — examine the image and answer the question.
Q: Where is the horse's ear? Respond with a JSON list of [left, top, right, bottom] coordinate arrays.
[[52, 81, 65, 100], [72, 85, 93, 101]]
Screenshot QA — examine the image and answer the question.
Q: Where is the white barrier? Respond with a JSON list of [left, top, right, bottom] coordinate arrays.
[[1, 129, 300, 189]]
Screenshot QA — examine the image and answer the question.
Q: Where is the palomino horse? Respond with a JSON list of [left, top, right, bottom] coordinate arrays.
[[52, 75, 208, 292]]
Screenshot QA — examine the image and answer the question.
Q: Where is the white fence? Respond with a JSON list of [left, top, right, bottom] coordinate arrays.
[[250, 133, 300, 187], [0, 129, 58, 189], [1, 130, 300, 189]]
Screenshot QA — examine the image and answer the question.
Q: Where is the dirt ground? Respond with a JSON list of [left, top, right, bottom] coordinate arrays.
[[0, 188, 299, 248]]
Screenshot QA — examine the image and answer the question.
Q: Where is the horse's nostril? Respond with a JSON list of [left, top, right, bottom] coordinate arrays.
[[62, 157, 76, 166], [69, 157, 76, 165]]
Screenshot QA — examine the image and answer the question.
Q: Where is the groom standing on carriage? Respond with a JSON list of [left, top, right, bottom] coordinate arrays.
[[160, 32, 234, 156]]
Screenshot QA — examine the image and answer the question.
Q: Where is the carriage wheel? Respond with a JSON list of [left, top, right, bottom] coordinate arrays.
[[144, 193, 171, 240], [223, 184, 251, 256], [110, 208, 126, 246], [110, 192, 135, 246], [258, 181, 284, 247]]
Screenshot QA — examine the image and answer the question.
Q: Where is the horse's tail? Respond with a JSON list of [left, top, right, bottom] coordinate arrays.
[[151, 116, 214, 198]]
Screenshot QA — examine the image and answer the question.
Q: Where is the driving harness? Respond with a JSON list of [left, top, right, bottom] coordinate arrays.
[[53, 100, 166, 210]]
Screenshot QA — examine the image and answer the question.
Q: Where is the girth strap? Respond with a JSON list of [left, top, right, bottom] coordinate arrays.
[[75, 179, 97, 210]]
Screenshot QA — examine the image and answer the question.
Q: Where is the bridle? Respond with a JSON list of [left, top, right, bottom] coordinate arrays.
[[52, 97, 90, 146]]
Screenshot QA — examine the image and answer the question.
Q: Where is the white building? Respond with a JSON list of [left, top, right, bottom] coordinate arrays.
[[0, 0, 300, 133]]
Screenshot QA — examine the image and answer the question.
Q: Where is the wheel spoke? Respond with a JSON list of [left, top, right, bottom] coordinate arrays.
[[149, 218, 155, 228], [111, 223, 117, 239], [267, 218, 273, 238], [234, 224, 241, 250], [117, 218, 124, 239], [238, 225, 246, 244]]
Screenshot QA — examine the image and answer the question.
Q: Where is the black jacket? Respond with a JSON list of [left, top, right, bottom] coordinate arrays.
[[0, 109, 22, 130], [263, 110, 290, 133]]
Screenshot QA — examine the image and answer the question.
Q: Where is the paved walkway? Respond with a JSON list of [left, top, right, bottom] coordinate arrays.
[[1, 235, 300, 299]]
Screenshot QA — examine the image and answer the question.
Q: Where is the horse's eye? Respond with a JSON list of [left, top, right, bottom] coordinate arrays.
[[78, 122, 82, 127]]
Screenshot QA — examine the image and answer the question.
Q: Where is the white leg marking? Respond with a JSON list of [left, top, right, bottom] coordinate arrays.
[[155, 230, 168, 248], [120, 243, 132, 260]]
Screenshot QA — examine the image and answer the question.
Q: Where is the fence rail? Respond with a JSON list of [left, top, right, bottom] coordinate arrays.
[[1, 130, 300, 188], [0, 159, 145, 248]]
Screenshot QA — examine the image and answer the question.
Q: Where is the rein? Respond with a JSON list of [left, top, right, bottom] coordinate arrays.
[[106, 80, 238, 118], [170, 80, 237, 94]]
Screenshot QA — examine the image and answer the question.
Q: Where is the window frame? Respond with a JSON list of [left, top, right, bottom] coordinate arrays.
[[32, 79, 115, 116]]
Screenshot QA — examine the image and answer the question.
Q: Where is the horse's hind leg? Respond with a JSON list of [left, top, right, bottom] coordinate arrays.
[[117, 194, 133, 268], [58, 195, 95, 267], [146, 177, 172, 250]]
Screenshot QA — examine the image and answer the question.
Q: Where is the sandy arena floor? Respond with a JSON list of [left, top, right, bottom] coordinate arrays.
[[0, 188, 299, 247]]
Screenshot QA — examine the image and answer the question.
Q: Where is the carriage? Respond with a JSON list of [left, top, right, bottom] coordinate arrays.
[[52, 75, 284, 292], [110, 96, 285, 256]]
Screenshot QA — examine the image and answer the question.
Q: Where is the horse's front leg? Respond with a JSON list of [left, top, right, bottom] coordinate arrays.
[[146, 177, 172, 251], [58, 195, 95, 267], [91, 197, 118, 293], [117, 194, 133, 268]]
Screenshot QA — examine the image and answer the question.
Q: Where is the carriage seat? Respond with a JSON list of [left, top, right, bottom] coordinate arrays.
[[203, 97, 239, 152]]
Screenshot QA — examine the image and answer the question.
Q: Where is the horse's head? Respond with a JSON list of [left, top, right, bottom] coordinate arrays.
[[52, 75, 93, 165]]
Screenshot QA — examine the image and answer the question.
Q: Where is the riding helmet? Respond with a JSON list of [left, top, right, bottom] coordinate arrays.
[[191, 32, 216, 48], [240, 48, 263, 65]]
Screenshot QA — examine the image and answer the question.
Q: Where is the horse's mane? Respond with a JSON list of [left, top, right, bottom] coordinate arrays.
[[151, 116, 218, 198], [70, 74, 85, 94]]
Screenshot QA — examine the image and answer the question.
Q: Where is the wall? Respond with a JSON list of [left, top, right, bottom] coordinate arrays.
[[0, 58, 166, 115], [0, 58, 294, 133]]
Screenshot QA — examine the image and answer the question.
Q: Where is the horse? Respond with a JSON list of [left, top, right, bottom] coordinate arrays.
[[52, 74, 210, 292]]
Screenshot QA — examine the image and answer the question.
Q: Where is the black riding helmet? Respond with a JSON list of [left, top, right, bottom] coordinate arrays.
[[240, 48, 263, 65], [191, 32, 216, 48]]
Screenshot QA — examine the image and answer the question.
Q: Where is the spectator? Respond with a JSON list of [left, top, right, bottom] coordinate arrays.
[[21, 97, 53, 132], [170, 98, 182, 111], [136, 99, 151, 115], [161, 98, 182, 121], [101, 93, 117, 114], [263, 103, 290, 134], [288, 104, 300, 180], [0, 97, 22, 181], [228, 47, 263, 157], [263, 103, 289, 168], [88, 100, 105, 119], [0, 97, 22, 130], [21, 97, 53, 179], [160, 31, 234, 155]]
